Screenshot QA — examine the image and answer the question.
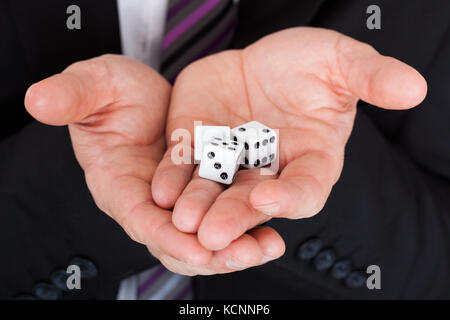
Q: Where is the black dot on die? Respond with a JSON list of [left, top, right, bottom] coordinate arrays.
[[262, 139, 268, 146], [207, 152, 215, 159], [254, 159, 260, 167], [262, 128, 270, 133], [228, 147, 236, 151], [269, 153, 275, 160], [270, 136, 276, 143], [211, 142, 218, 146], [233, 136, 238, 142], [222, 142, 228, 146], [255, 142, 260, 149], [232, 141, 238, 145], [213, 137, 222, 141], [214, 162, 221, 169], [220, 172, 228, 180], [244, 157, 249, 165], [262, 157, 267, 164], [244, 143, 249, 150], [238, 127, 246, 132]]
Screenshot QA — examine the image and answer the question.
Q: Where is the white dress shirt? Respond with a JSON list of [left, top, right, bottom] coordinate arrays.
[[115, 0, 169, 300], [117, 0, 169, 70]]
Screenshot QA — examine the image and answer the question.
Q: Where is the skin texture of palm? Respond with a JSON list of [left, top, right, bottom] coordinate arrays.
[[152, 27, 426, 264]]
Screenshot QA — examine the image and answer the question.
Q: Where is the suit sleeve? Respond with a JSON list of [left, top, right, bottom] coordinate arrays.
[[339, 107, 450, 298], [0, 121, 158, 299], [268, 103, 450, 299]]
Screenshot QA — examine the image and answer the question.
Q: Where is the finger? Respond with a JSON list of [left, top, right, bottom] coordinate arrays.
[[214, 227, 285, 271], [250, 149, 339, 219], [158, 254, 205, 276], [156, 54, 250, 209], [215, 233, 264, 271], [246, 226, 286, 264], [25, 54, 170, 126], [83, 146, 212, 266], [151, 144, 195, 209], [197, 169, 276, 251], [128, 202, 213, 266], [246, 28, 426, 110], [159, 234, 263, 275], [335, 34, 427, 109], [158, 227, 285, 275], [172, 167, 225, 233], [152, 116, 226, 209]]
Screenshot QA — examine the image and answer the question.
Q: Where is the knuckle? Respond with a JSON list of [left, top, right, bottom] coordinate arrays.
[[184, 251, 210, 267], [159, 255, 199, 276]]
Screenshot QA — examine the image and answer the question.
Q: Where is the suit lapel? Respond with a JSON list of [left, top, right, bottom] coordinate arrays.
[[7, 0, 122, 81], [232, 0, 326, 48], [292, 0, 326, 26]]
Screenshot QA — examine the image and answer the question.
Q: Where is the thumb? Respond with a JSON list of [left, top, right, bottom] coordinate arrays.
[[25, 54, 169, 125], [25, 71, 95, 125], [336, 35, 427, 110]]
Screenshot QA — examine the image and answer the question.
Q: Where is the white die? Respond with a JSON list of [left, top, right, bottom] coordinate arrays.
[[198, 138, 244, 184], [231, 121, 277, 168], [194, 125, 230, 163]]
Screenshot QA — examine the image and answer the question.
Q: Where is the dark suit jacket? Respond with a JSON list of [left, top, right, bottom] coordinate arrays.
[[1, 0, 449, 299]]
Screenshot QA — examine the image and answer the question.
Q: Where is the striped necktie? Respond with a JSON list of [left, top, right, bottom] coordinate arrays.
[[135, 0, 238, 300], [160, 0, 238, 82], [136, 265, 193, 300]]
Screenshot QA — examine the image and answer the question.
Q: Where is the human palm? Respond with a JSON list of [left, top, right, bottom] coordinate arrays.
[[152, 27, 427, 253], [25, 54, 284, 275]]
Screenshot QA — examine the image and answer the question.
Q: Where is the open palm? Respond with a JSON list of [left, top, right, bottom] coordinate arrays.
[[152, 27, 427, 255], [25, 55, 283, 276]]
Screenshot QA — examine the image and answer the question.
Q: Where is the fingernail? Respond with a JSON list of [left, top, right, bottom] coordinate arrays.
[[226, 259, 248, 270], [260, 255, 275, 264], [253, 203, 280, 215]]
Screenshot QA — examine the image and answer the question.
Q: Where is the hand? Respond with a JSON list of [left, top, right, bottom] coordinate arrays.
[[152, 27, 427, 253], [25, 54, 284, 275]]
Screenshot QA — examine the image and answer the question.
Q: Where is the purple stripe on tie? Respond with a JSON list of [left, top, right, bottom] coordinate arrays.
[[162, 0, 222, 50], [137, 265, 166, 297], [167, 0, 194, 20], [168, 19, 235, 83], [175, 282, 193, 300], [197, 19, 235, 59]]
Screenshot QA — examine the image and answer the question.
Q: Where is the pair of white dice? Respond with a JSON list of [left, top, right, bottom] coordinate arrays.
[[195, 121, 278, 184]]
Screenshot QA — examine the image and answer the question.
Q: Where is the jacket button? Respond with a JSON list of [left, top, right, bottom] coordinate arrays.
[[50, 269, 70, 291], [345, 271, 367, 288], [33, 283, 63, 300], [313, 248, 336, 271], [331, 259, 352, 280], [296, 238, 322, 260], [70, 257, 98, 279]]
